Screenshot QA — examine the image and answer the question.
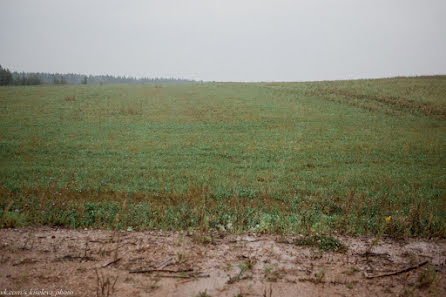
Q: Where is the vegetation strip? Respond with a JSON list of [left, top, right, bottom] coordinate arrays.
[[1, 77, 445, 237]]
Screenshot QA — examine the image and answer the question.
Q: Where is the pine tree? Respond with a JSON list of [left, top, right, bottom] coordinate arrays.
[[0, 65, 13, 86], [53, 76, 60, 85]]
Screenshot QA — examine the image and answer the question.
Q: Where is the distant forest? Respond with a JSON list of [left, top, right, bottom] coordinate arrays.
[[0, 65, 195, 86]]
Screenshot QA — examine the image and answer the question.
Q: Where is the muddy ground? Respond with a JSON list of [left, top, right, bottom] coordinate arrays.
[[0, 227, 445, 297]]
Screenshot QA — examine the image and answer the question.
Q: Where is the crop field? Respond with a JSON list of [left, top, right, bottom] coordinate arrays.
[[1, 76, 445, 237]]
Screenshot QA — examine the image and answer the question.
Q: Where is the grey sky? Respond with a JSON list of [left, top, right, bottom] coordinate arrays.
[[1, 0, 445, 82]]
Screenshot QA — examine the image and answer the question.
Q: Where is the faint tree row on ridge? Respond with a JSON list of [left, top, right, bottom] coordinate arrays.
[[0, 65, 195, 86], [1, 65, 42, 85]]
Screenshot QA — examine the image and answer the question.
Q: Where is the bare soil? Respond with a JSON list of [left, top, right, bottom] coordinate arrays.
[[0, 227, 445, 297]]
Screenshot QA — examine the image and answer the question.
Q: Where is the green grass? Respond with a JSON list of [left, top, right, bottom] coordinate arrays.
[[0, 77, 445, 236]]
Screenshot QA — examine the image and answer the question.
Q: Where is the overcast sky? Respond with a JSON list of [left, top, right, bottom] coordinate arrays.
[[1, 0, 445, 81]]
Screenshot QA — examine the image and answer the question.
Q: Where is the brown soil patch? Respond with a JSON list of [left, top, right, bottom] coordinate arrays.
[[0, 227, 445, 297]]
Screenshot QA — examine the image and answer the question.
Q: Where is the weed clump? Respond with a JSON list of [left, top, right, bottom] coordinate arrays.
[[294, 235, 347, 253], [417, 266, 438, 289]]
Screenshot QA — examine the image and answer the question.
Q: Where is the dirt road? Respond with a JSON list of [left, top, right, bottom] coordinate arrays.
[[0, 227, 445, 296]]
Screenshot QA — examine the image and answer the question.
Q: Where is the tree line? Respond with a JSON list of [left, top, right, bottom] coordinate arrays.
[[0, 65, 195, 86], [0, 65, 42, 85]]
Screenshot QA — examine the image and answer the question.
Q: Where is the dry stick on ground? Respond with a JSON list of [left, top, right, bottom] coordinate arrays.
[[364, 260, 428, 279], [129, 268, 209, 279], [156, 257, 174, 269], [155, 273, 210, 279], [129, 268, 194, 274], [89, 239, 106, 243], [102, 258, 121, 268], [175, 276, 207, 285]]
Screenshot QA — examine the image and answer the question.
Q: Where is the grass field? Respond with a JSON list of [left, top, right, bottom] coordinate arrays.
[[1, 76, 445, 236]]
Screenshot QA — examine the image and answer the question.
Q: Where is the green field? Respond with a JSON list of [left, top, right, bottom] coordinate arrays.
[[1, 76, 445, 236]]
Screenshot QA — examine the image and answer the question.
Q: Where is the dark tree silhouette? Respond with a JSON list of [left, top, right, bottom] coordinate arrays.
[[0, 65, 13, 86]]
